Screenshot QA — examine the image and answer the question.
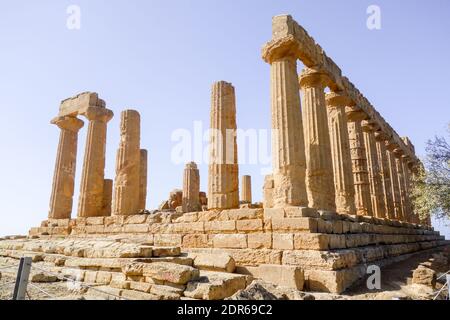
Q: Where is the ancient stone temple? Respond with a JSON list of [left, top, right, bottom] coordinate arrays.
[[15, 15, 447, 300]]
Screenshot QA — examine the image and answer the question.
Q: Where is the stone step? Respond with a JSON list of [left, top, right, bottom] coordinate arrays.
[[184, 270, 249, 300]]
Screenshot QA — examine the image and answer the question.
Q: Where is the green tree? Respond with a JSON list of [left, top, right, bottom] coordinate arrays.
[[411, 124, 450, 220]]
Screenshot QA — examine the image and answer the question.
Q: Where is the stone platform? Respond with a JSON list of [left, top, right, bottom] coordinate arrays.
[[27, 208, 448, 294]]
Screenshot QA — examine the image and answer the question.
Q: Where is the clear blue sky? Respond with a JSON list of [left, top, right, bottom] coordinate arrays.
[[0, 0, 449, 237]]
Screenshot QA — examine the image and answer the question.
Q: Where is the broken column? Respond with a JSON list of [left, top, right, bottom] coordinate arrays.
[[362, 120, 386, 218], [182, 162, 201, 213], [325, 92, 356, 215], [101, 179, 113, 216], [138, 149, 148, 211], [77, 106, 113, 217], [262, 42, 308, 208], [263, 174, 274, 209], [112, 110, 141, 216], [299, 68, 336, 212], [48, 116, 84, 219], [207, 81, 239, 209], [241, 175, 252, 204], [374, 131, 395, 220], [346, 108, 373, 216]]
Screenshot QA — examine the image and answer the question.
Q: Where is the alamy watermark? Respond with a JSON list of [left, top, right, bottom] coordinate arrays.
[[66, 5, 81, 30], [367, 5, 381, 30]]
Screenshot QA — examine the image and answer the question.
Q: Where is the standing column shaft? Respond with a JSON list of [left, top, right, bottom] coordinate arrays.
[[325, 92, 356, 215], [183, 162, 201, 213], [78, 107, 113, 217], [346, 110, 373, 216], [112, 110, 141, 216], [375, 132, 395, 220], [299, 68, 336, 211], [138, 149, 148, 211], [48, 116, 84, 219], [241, 175, 252, 204], [207, 81, 239, 209], [101, 179, 113, 216], [394, 150, 408, 221], [362, 122, 386, 218], [402, 157, 413, 222], [267, 55, 307, 208], [386, 144, 403, 220]]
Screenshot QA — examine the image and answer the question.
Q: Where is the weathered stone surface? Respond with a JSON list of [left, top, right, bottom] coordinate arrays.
[[143, 262, 199, 285], [239, 264, 304, 290], [77, 106, 114, 217], [184, 271, 247, 300], [412, 265, 436, 288], [192, 253, 236, 273], [182, 162, 201, 213], [241, 175, 252, 204], [48, 116, 84, 220], [208, 81, 239, 210], [112, 110, 141, 216]]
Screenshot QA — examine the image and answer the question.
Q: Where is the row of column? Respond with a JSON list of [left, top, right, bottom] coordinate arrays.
[[265, 46, 422, 223], [48, 107, 148, 219]]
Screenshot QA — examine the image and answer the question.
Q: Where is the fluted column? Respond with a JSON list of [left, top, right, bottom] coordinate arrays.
[[112, 110, 141, 216], [101, 179, 113, 216], [401, 155, 413, 222], [262, 49, 308, 208], [183, 162, 201, 213], [78, 107, 113, 217], [48, 116, 84, 219], [374, 131, 395, 220], [138, 149, 148, 211], [346, 108, 373, 216], [394, 149, 408, 221], [325, 92, 356, 215], [386, 142, 403, 220], [362, 121, 386, 218], [241, 175, 252, 204], [207, 81, 239, 209], [299, 68, 335, 211]]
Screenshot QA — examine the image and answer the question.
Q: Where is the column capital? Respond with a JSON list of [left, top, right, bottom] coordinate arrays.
[[325, 91, 354, 108], [185, 161, 198, 170], [83, 106, 114, 122], [262, 35, 298, 64], [361, 120, 378, 132], [374, 130, 390, 142], [299, 67, 328, 89], [345, 107, 368, 122], [51, 116, 84, 132]]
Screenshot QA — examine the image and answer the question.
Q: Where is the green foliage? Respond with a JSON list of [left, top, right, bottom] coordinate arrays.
[[411, 124, 450, 220]]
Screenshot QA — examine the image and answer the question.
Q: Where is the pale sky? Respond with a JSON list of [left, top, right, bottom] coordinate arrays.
[[0, 0, 449, 237]]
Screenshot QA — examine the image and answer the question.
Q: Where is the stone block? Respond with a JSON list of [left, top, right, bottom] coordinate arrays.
[[293, 233, 330, 250], [247, 233, 272, 249], [204, 221, 236, 233], [264, 208, 285, 219], [182, 234, 209, 248], [271, 218, 317, 232], [247, 264, 304, 290], [154, 234, 182, 246], [284, 207, 319, 218], [184, 271, 247, 300], [272, 233, 294, 250], [236, 219, 263, 232], [152, 246, 181, 257], [212, 234, 247, 249], [143, 262, 199, 285], [193, 253, 236, 273]]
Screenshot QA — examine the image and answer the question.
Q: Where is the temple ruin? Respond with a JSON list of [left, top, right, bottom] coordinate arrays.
[[1, 15, 447, 299]]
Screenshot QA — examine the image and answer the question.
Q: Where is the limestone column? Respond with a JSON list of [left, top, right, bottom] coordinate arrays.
[[362, 121, 386, 218], [346, 109, 373, 216], [299, 68, 335, 211], [138, 149, 148, 211], [241, 175, 252, 204], [182, 162, 201, 213], [401, 155, 413, 222], [112, 110, 141, 216], [374, 131, 395, 220], [325, 92, 356, 215], [101, 179, 113, 216], [207, 81, 239, 209], [263, 174, 274, 209], [386, 142, 403, 220], [394, 149, 408, 221], [262, 44, 308, 208], [48, 116, 84, 220], [78, 107, 113, 217]]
